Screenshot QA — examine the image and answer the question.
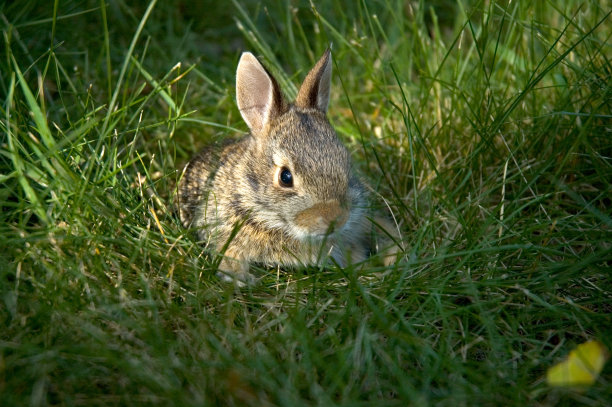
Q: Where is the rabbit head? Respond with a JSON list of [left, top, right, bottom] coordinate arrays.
[[235, 49, 366, 243]]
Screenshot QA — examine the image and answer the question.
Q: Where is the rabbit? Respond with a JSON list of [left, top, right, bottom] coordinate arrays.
[[178, 48, 399, 284]]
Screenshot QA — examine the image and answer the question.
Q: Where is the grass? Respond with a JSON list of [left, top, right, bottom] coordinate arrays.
[[1, 0, 611, 405]]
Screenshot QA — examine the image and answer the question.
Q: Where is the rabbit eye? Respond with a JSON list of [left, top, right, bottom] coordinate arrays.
[[278, 167, 293, 188]]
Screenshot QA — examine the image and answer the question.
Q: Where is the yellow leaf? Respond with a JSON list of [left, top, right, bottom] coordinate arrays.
[[547, 340, 609, 387]]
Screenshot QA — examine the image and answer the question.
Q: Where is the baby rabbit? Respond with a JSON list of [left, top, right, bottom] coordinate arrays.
[[178, 49, 397, 284]]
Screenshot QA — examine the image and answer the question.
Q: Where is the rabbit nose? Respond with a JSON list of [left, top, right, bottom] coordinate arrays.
[[294, 200, 349, 234]]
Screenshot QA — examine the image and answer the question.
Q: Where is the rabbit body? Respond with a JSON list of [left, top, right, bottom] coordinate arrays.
[[179, 50, 384, 283]]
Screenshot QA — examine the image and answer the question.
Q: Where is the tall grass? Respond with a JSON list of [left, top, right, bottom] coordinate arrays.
[[1, 0, 611, 405]]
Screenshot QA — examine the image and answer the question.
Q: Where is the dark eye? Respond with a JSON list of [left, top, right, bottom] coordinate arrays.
[[278, 167, 293, 188]]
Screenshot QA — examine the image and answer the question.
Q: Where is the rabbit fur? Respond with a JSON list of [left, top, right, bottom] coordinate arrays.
[[178, 49, 398, 284]]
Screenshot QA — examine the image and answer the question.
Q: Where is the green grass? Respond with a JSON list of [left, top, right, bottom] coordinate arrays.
[[1, 0, 611, 405]]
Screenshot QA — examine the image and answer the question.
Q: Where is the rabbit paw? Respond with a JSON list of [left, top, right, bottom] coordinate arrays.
[[216, 256, 255, 287]]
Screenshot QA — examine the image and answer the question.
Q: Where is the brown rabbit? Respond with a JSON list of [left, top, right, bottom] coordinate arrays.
[[178, 49, 399, 284]]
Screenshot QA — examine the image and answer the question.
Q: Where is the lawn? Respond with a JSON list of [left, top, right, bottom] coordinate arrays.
[[1, 0, 611, 405]]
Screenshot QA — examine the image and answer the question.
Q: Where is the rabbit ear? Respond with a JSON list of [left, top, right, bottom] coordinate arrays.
[[236, 52, 283, 136], [295, 48, 332, 112]]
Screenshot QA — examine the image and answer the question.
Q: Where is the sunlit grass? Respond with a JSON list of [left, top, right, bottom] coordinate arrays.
[[1, 0, 611, 405]]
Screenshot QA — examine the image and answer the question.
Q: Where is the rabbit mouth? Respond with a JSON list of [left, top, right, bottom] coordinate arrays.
[[290, 226, 344, 243], [292, 200, 349, 238]]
